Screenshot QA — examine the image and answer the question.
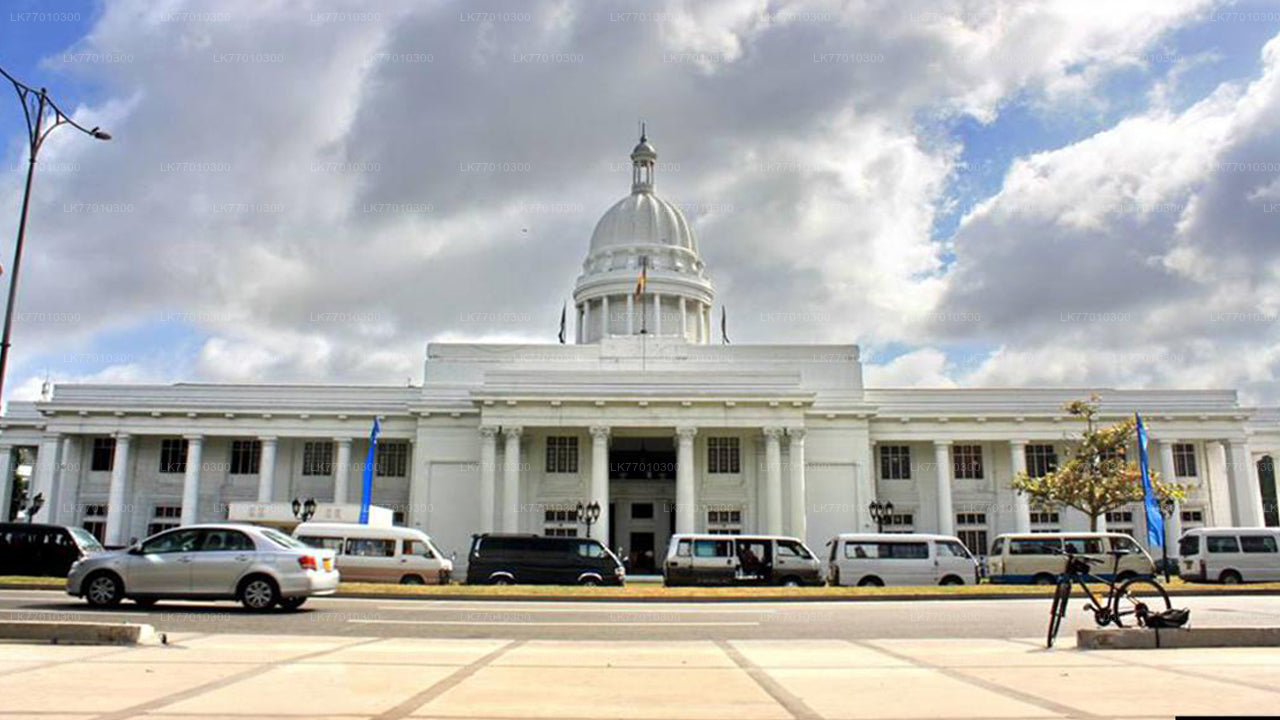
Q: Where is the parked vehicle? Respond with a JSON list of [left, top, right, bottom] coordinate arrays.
[[662, 533, 823, 587], [66, 523, 339, 610], [987, 532, 1155, 585], [1178, 527, 1280, 583], [464, 533, 624, 586], [0, 523, 104, 577], [825, 533, 979, 586], [294, 522, 452, 585]]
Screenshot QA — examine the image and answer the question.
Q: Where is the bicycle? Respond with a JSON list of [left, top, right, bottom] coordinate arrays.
[[1045, 549, 1171, 647]]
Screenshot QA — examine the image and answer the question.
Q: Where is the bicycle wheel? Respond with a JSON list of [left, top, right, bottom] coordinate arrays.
[[1110, 578, 1171, 628], [1046, 578, 1071, 648]]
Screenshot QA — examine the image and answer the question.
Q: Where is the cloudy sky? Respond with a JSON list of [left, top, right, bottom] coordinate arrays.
[[2, 0, 1280, 405]]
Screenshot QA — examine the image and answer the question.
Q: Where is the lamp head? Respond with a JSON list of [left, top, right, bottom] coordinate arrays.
[[90, 127, 111, 140]]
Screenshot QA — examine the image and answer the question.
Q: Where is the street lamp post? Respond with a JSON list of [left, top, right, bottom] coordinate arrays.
[[868, 500, 894, 534], [1158, 496, 1177, 583], [22, 491, 43, 523], [576, 501, 600, 539], [292, 497, 317, 523], [0, 65, 110, 405]]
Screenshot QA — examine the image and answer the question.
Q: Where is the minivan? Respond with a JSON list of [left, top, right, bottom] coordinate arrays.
[[1178, 527, 1280, 583], [294, 522, 453, 585], [465, 533, 625, 586], [0, 523, 104, 577], [662, 533, 823, 587], [826, 533, 979, 586], [986, 532, 1155, 584]]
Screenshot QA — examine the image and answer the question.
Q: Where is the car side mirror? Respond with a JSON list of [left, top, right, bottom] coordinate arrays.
[[127, 545, 143, 555]]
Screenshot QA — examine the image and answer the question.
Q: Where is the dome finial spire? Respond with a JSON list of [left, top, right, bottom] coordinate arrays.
[[630, 127, 657, 193], [640, 120, 646, 142]]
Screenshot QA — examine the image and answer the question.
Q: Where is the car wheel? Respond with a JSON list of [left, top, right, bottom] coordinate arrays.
[[1116, 571, 1135, 584], [857, 576, 884, 587], [491, 575, 515, 586], [85, 572, 123, 607], [1220, 570, 1243, 585], [1032, 573, 1057, 586], [133, 597, 158, 608], [279, 597, 307, 611], [780, 576, 802, 588], [239, 576, 279, 611], [579, 576, 601, 586], [400, 575, 425, 585], [939, 576, 964, 586]]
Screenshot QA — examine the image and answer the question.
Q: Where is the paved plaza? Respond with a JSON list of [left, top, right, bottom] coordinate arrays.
[[2, 632, 1278, 719]]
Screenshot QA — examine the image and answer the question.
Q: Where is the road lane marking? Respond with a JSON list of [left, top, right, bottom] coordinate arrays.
[[349, 619, 760, 627]]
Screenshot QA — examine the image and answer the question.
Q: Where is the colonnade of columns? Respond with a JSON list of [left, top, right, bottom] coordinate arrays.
[[575, 294, 712, 343]]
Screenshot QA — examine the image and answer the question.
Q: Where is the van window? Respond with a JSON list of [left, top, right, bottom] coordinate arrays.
[[694, 539, 731, 557], [1207, 536, 1240, 553], [881, 542, 928, 560], [676, 539, 692, 557], [990, 538, 1004, 556], [298, 536, 344, 552], [844, 542, 877, 559], [346, 538, 396, 557], [577, 541, 606, 558], [937, 540, 970, 558], [1240, 535, 1279, 553], [1178, 535, 1199, 556], [1011, 538, 1060, 555], [1064, 538, 1103, 554], [404, 539, 435, 558], [69, 527, 104, 552], [777, 540, 811, 559]]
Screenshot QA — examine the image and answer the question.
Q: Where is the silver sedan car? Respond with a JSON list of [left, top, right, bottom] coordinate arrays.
[[67, 523, 339, 611]]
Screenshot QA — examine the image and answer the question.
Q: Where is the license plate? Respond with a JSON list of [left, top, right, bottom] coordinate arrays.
[[323, 558, 333, 572]]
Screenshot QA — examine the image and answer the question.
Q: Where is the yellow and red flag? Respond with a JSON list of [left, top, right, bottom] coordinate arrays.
[[633, 256, 648, 298]]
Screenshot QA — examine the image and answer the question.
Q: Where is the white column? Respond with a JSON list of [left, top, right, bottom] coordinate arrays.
[[583, 301, 592, 343], [676, 426, 697, 533], [626, 294, 634, 334], [31, 433, 61, 522], [788, 428, 807, 540], [602, 295, 610, 338], [1158, 440, 1182, 550], [0, 445, 13, 522], [764, 427, 784, 534], [654, 292, 662, 335], [1227, 439, 1265, 526], [181, 435, 203, 525], [333, 437, 353, 503], [704, 304, 712, 343], [934, 440, 955, 535], [54, 436, 81, 525], [257, 437, 278, 503], [479, 426, 498, 533], [678, 296, 687, 341], [1206, 441, 1233, 525], [590, 426, 610, 544], [502, 427, 523, 532], [104, 434, 131, 546], [576, 304, 584, 343], [1010, 440, 1031, 533]]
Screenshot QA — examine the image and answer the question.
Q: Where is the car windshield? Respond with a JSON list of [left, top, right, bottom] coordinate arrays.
[[261, 527, 308, 549], [68, 527, 104, 552]]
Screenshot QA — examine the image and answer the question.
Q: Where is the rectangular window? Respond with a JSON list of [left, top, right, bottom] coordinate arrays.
[[302, 441, 334, 476], [1029, 510, 1060, 533], [884, 513, 914, 533], [952, 444, 984, 479], [229, 440, 261, 475], [1011, 538, 1061, 555], [344, 538, 396, 557], [545, 527, 578, 538], [1240, 535, 1278, 553], [879, 541, 928, 560], [147, 505, 182, 537], [694, 539, 732, 557], [1105, 510, 1134, 524], [1025, 444, 1058, 478], [1172, 443, 1198, 478], [879, 445, 912, 480], [1181, 508, 1205, 526], [90, 437, 115, 472], [707, 437, 740, 474], [1207, 536, 1240, 554], [544, 436, 579, 474], [630, 503, 654, 519], [159, 438, 188, 474], [707, 507, 743, 534], [956, 512, 988, 556], [376, 441, 409, 477], [81, 504, 108, 543]]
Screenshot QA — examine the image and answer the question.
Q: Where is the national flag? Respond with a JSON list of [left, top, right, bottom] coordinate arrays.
[[359, 416, 381, 524], [558, 302, 566, 344], [633, 256, 648, 298], [721, 306, 730, 344], [1136, 412, 1164, 547]]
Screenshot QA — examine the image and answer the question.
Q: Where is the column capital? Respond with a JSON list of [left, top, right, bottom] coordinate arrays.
[[1158, 437, 1181, 445], [763, 426, 784, 440], [786, 427, 806, 442], [1009, 439, 1028, 448], [183, 434, 204, 443], [478, 425, 499, 439], [114, 432, 131, 442], [333, 436, 353, 446], [502, 426, 524, 439], [676, 426, 698, 440], [258, 436, 278, 444], [933, 439, 954, 447], [589, 425, 611, 440]]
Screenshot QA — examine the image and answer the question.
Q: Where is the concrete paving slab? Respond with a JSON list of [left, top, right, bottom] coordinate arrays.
[[156, 662, 456, 716], [959, 664, 1280, 717], [305, 637, 510, 666], [1093, 646, 1280, 666], [90, 633, 356, 664], [0, 659, 251, 713], [731, 639, 912, 668], [495, 640, 735, 668], [766, 667, 1063, 719], [866, 638, 1121, 667], [414, 666, 791, 719], [0, 643, 120, 662]]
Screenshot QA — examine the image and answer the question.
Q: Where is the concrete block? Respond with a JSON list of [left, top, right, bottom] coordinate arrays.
[[1078, 626, 1280, 650], [0, 621, 159, 646]]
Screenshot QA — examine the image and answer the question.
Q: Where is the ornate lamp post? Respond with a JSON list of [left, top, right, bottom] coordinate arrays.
[[576, 501, 601, 539], [869, 500, 894, 533], [1158, 496, 1177, 583], [22, 491, 43, 523], [291, 497, 317, 523], [0, 65, 111, 405]]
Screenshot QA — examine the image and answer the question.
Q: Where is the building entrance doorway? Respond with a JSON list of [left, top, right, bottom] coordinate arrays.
[[609, 436, 676, 573]]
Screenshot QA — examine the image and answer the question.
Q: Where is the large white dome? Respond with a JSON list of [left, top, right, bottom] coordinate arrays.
[[589, 191, 698, 254]]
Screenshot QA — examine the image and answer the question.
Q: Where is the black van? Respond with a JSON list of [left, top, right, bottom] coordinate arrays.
[[0, 523, 105, 577], [465, 533, 625, 586]]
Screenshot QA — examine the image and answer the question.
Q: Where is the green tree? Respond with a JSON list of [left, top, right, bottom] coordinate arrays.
[[1012, 396, 1186, 531]]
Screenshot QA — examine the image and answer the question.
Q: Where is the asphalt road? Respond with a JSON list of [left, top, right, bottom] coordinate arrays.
[[2, 589, 1278, 641]]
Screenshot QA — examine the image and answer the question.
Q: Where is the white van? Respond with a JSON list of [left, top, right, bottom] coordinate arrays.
[[1178, 527, 1280, 584], [294, 523, 453, 585], [825, 533, 979, 586], [986, 532, 1154, 585]]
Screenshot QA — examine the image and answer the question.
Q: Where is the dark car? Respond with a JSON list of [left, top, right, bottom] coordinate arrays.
[[464, 533, 625, 586], [0, 523, 105, 577]]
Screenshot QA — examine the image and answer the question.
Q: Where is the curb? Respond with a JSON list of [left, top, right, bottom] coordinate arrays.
[[0, 620, 160, 645], [1079, 626, 1280, 650]]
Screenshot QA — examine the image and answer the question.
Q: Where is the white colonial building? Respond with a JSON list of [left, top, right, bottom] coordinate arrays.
[[1, 135, 1277, 571]]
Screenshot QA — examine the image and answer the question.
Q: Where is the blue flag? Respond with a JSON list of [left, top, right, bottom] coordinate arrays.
[[1136, 412, 1164, 547], [359, 417, 380, 524]]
